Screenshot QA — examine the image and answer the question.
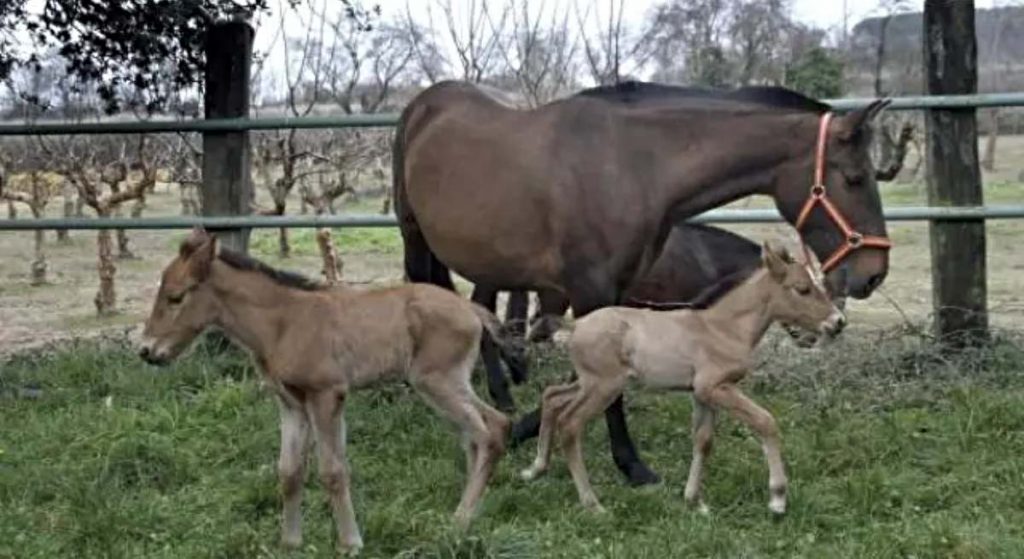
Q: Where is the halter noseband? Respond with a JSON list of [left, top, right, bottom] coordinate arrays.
[[794, 112, 892, 274]]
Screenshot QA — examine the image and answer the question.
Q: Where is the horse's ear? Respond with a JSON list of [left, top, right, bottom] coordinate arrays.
[[187, 233, 217, 281], [179, 226, 209, 257], [836, 99, 891, 142], [762, 241, 788, 279]]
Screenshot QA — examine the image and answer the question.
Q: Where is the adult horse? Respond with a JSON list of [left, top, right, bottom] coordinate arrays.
[[394, 80, 891, 485]]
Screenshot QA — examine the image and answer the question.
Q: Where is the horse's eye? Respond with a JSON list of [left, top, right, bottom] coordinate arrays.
[[794, 285, 812, 296], [167, 293, 186, 305]]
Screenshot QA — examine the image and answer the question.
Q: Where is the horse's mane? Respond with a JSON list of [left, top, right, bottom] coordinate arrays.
[[575, 81, 830, 114], [217, 249, 326, 292], [628, 264, 760, 312]]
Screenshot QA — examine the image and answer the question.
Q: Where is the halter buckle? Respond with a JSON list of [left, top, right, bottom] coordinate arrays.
[[847, 232, 864, 248], [810, 184, 826, 198]]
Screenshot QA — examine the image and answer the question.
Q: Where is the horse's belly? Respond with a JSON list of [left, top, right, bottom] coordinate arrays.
[[407, 156, 561, 287]]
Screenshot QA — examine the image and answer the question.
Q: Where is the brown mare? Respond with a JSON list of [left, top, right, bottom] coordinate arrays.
[[521, 243, 844, 515], [395, 80, 891, 485], [472, 223, 845, 412], [138, 228, 512, 554]]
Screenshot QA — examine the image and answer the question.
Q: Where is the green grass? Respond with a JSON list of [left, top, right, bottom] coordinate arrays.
[[3, 331, 1024, 558]]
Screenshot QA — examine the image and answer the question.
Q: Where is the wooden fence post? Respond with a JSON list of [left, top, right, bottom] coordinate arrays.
[[923, 0, 988, 347], [202, 20, 254, 253]]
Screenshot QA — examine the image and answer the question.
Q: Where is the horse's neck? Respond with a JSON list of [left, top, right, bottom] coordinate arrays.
[[699, 270, 775, 350], [208, 264, 304, 359], [638, 109, 813, 218]]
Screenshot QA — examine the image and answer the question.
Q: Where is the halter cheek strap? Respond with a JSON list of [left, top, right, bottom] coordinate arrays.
[[794, 112, 892, 274]]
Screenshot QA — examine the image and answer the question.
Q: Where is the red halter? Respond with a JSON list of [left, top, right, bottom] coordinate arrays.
[[794, 112, 892, 273]]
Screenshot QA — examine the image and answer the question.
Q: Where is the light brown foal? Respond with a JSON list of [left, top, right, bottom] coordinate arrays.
[[521, 242, 844, 515], [139, 228, 511, 554]]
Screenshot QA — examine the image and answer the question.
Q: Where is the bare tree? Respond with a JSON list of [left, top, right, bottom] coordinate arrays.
[[577, 0, 653, 85], [39, 134, 151, 315], [0, 144, 61, 285], [493, 0, 579, 107]]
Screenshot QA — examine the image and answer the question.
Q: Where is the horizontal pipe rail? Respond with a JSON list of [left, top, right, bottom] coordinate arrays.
[[1, 206, 1022, 231], [2, 92, 1024, 136]]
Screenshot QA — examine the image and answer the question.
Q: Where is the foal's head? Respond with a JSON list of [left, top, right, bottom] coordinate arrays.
[[760, 242, 845, 338], [139, 228, 221, 365]]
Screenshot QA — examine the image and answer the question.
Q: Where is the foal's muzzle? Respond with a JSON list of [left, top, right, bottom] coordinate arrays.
[[820, 311, 847, 338]]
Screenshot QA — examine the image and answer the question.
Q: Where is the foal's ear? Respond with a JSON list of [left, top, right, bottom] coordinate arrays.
[[836, 99, 891, 142], [186, 233, 217, 281], [762, 241, 788, 279], [179, 226, 210, 258]]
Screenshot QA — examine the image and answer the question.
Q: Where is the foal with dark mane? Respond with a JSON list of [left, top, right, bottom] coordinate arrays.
[[138, 229, 512, 554], [396, 80, 891, 485]]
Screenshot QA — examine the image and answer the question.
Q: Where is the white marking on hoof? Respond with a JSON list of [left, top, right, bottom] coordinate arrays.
[[769, 495, 787, 515], [520, 467, 538, 481]]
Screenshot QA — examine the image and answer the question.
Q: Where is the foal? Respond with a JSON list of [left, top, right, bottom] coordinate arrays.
[[139, 228, 511, 554], [521, 243, 844, 515]]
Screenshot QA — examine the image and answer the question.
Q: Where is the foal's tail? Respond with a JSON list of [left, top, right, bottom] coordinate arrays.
[[471, 304, 528, 383]]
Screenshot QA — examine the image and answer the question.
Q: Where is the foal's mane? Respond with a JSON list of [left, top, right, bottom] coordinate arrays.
[[575, 81, 830, 114], [217, 249, 326, 291], [629, 265, 760, 312]]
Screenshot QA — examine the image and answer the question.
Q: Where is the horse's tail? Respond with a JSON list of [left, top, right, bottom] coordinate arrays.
[[471, 304, 528, 383], [393, 101, 455, 290]]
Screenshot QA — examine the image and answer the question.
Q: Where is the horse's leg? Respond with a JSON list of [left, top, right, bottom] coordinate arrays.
[[683, 397, 716, 514], [700, 383, 788, 515], [276, 394, 310, 548], [307, 389, 363, 552], [527, 290, 568, 343], [521, 381, 579, 481], [471, 285, 516, 412], [505, 290, 529, 342]]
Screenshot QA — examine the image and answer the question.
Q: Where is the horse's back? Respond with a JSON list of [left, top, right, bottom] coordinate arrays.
[[400, 83, 577, 288]]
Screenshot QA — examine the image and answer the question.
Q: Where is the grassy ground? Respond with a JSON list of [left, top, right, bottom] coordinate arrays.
[[3, 329, 1024, 558]]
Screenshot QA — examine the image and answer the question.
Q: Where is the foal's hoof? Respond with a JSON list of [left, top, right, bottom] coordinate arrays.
[[520, 466, 543, 481], [281, 537, 303, 550], [624, 463, 661, 487], [768, 496, 787, 516], [583, 501, 608, 515]]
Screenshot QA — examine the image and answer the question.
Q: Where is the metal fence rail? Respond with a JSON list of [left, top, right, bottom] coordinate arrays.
[[2, 205, 1021, 231], [2, 92, 1024, 136]]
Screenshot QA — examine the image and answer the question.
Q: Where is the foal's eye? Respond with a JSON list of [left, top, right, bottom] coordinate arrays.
[[794, 285, 812, 296]]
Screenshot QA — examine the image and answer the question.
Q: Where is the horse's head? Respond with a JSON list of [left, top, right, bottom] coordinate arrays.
[[774, 100, 891, 300], [139, 227, 220, 365], [761, 242, 846, 338]]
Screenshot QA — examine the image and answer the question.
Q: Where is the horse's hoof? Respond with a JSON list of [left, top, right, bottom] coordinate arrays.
[[281, 536, 303, 550], [496, 401, 517, 414], [624, 463, 661, 487], [340, 543, 363, 557], [769, 496, 787, 516], [520, 466, 543, 481]]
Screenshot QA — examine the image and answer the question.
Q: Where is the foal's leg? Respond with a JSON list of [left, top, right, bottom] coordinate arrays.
[[276, 395, 310, 548], [414, 373, 503, 529], [701, 383, 788, 514], [561, 380, 625, 512], [683, 397, 716, 514], [521, 382, 579, 481], [307, 389, 363, 552]]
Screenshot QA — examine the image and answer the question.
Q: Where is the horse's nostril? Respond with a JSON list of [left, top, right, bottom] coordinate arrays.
[[867, 273, 884, 291], [139, 347, 151, 360]]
